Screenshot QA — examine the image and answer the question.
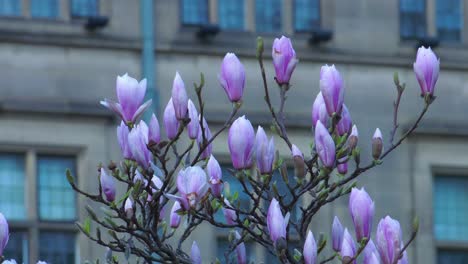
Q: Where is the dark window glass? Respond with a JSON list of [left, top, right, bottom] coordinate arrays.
[[0, 0, 20, 16], [0, 154, 26, 220], [39, 232, 76, 263], [438, 249, 468, 264], [218, 0, 244, 30], [255, 0, 282, 32], [433, 175, 468, 241], [38, 156, 76, 221], [181, 0, 208, 25], [71, 0, 98, 17], [436, 0, 462, 42], [30, 0, 58, 18], [294, 0, 320, 32], [3, 231, 28, 263], [400, 0, 426, 39]]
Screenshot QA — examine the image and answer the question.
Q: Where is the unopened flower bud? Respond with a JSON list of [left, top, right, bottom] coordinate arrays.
[[341, 228, 356, 264], [148, 113, 160, 144], [320, 65, 344, 117], [272, 36, 298, 85], [100, 168, 116, 202], [207, 155, 223, 197], [315, 120, 336, 168], [191, 241, 202, 264], [255, 126, 275, 174], [372, 128, 383, 160], [332, 216, 344, 252], [347, 125, 359, 150], [219, 53, 245, 102], [163, 98, 179, 140], [303, 230, 317, 264], [228, 116, 255, 169], [413, 46, 440, 97], [187, 99, 199, 139], [0, 213, 9, 256], [171, 72, 188, 120], [124, 197, 134, 218], [349, 188, 375, 241], [170, 201, 182, 228]]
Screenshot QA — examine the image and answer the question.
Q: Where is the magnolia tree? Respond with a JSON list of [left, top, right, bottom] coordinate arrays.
[[0, 36, 439, 264]]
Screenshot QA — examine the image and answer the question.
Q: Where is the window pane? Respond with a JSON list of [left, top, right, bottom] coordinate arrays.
[[0, 0, 20, 16], [3, 231, 28, 263], [438, 249, 468, 264], [30, 0, 58, 18], [400, 0, 426, 39], [256, 0, 282, 32], [0, 154, 26, 220], [294, 0, 320, 32], [218, 0, 244, 30], [39, 232, 76, 263], [436, 0, 462, 42], [433, 175, 468, 241], [71, 0, 98, 17], [181, 0, 208, 25], [38, 156, 76, 221]]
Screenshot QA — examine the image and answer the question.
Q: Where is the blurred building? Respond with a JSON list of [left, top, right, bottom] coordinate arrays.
[[0, 0, 467, 263]]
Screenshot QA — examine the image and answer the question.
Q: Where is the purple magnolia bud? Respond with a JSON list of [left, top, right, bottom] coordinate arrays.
[[0, 213, 9, 256], [100, 168, 116, 202], [223, 199, 237, 225], [255, 126, 275, 174], [349, 188, 375, 241], [128, 120, 152, 169], [170, 201, 182, 228], [219, 53, 245, 102], [303, 230, 317, 264], [235, 231, 247, 264], [372, 128, 383, 160], [168, 166, 208, 210], [413, 46, 440, 97], [336, 104, 352, 136], [341, 228, 357, 264], [148, 113, 160, 144], [292, 144, 303, 159], [197, 117, 213, 160], [171, 72, 188, 120], [338, 162, 348, 174], [124, 197, 133, 218], [163, 99, 180, 140], [100, 74, 151, 123], [133, 170, 148, 187], [187, 99, 200, 139], [347, 125, 359, 150], [363, 239, 380, 264], [117, 121, 132, 159], [320, 65, 344, 116], [311, 92, 330, 128], [272, 36, 298, 85], [207, 155, 223, 197], [228, 116, 255, 169], [191, 241, 202, 264], [376, 216, 402, 264], [332, 216, 344, 252], [267, 198, 290, 244], [315, 120, 336, 168]]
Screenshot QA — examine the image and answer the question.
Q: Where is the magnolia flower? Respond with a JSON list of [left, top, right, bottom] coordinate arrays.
[[347, 125, 359, 150], [235, 231, 247, 264], [100, 168, 116, 202], [228, 116, 255, 169], [312, 92, 330, 128], [219, 53, 245, 102], [101, 74, 151, 123], [170, 201, 182, 228], [267, 198, 290, 244], [341, 228, 357, 264], [315, 120, 336, 168], [117, 121, 132, 159], [376, 216, 402, 264], [303, 230, 317, 264], [148, 113, 161, 144], [320, 65, 344, 116], [0, 213, 8, 256], [167, 166, 208, 210], [207, 155, 223, 197], [128, 120, 152, 169], [372, 128, 383, 160], [255, 126, 275, 174], [349, 188, 375, 241], [413, 46, 440, 96], [163, 98, 179, 140], [124, 197, 133, 218], [272, 36, 298, 85], [191, 241, 202, 264], [332, 216, 344, 252], [171, 72, 188, 119], [187, 99, 199, 139], [223, 199, 237, 225], [197, 117, 212, 160], [336, 104, 352, 136]]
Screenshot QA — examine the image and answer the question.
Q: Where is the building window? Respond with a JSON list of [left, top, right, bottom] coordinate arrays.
[[70, 0, 98, 17], [0, 0, 20, 16], [400, 0, 426, 39], [436, 0, 462, 42], [0, 152, 77, 263], [255, 0, 282, 33], [218, 0, 244, 30], [181, 0, 208, 25], [294, 0, 320, 32], [30, 0, 58, 19], [434, 175, 468, 263]]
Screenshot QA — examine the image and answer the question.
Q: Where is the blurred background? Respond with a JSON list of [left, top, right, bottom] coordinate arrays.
[[0, 0, 465, 263]]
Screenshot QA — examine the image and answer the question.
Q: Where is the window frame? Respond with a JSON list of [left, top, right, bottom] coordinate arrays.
[[0, 146, 80, 263]]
